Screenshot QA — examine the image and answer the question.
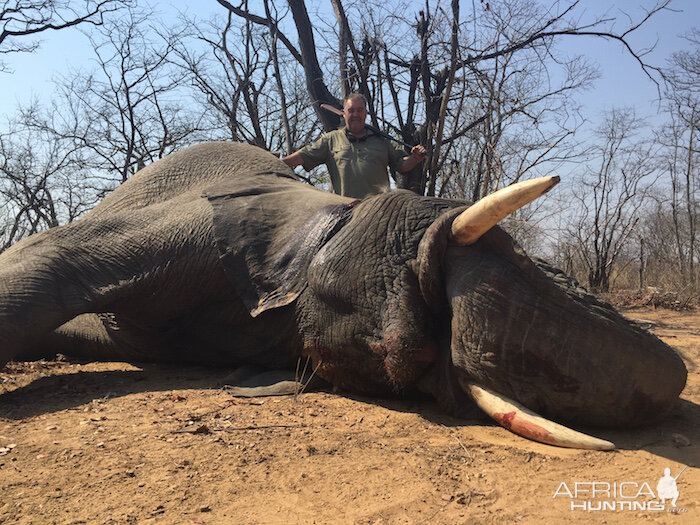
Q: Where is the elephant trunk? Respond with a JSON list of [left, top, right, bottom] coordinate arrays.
[[445, 228, 687, 429]]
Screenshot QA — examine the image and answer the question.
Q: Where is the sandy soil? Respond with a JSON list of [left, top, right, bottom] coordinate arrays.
[[1, 307, 698, 524]]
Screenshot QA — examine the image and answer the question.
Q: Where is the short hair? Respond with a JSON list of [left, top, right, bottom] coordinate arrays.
[[343, 92, 367, 108]]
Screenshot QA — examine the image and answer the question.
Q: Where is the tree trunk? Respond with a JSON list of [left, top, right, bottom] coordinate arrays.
[[287, 0, 340, 132], [427, 0, 459, 198], [330, 0, 350, 99], [638, 237, 645, 292], [264, 0, 292, 154], [685, 109, 696, 286]]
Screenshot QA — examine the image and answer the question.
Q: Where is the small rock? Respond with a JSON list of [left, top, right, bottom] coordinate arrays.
[[671, 433, 691, 447], [0, 444, 16, 456], [193, 425, 211, 435], [441, 494, 453, 502], [200, 505, 211, 512]]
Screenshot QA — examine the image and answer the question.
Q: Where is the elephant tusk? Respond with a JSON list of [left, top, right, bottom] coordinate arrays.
[[461, 380, 616, 451], [451, 176, 560, 246]]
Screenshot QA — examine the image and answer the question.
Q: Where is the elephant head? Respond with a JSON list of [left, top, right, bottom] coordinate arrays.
[[300, 176, 687, 450]]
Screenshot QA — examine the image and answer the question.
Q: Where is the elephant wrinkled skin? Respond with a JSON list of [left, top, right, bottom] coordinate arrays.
[[0, 142, 687, 448]]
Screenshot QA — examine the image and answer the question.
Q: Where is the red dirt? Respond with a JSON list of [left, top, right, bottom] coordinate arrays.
[[1, 307, 698, 524]]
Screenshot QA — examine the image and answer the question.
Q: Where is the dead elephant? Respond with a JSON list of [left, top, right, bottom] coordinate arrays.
[[0, 142, 687, 450]]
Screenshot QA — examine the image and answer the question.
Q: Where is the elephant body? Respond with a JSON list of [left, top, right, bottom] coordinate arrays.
[[1, 143, 337, 368], [0, 142, 687, 444]]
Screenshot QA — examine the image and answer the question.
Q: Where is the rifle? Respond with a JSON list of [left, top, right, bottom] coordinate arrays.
[[674, 466, 687, 480], [320, 103, 414, 149]]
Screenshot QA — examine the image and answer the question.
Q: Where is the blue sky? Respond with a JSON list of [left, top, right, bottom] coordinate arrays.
[[0, 0, 698, 129], [555, 0, 698, 125]]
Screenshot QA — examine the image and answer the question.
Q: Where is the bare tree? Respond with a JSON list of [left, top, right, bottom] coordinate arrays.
[[663, 28, 699, 286], [0, 105, 97, 251], [217, 0, 668, 201], [0, 0, 130, 72], [264, 0, 293, 155], [639, 200, 689, 291], [173, 4, 321, 160], [653, 107, 697, 288], [0, 4, 203, 252], [565, 109, 658, 293], [28, 6, 201, 186]]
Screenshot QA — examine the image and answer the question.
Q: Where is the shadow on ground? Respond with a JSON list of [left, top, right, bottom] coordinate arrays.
[[3, 360, 696, 468], [0, 363, 228, 420]]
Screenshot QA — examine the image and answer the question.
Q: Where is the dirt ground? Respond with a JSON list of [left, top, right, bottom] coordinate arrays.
[[1, 307, 698, 524]]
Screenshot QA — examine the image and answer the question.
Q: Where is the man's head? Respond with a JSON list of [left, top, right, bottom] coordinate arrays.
[[343, 93, 368, 137]]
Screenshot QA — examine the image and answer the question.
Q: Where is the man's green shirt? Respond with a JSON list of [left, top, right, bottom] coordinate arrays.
[[299, 128, 406, 199]]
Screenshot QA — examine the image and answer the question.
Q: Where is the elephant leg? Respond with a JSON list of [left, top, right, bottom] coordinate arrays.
[[15, 314, 128, 362], [0, 199, 223, 368]]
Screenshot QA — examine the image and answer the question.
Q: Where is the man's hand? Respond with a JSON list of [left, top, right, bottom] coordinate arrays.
[[398, 144, 427, 173], [410, 144, 427, 161]]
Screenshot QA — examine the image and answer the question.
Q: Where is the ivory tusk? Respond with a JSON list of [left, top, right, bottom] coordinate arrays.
[[461, 380, 615, 451], [451, 176, 560, 246]]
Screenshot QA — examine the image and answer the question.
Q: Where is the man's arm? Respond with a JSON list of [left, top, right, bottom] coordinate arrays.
[[283, 135, 331, 171], [282, 150, 305, 168], [397, 145, 427, 173]]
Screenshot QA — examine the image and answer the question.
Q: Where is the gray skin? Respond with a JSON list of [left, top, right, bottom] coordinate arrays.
[[0, 142, 687, 429]]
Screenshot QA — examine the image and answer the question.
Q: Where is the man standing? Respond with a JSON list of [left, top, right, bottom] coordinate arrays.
[[283, 93, 426, 199]]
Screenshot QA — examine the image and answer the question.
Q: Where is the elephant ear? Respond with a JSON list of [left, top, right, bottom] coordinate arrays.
[[416, 205, 467, 313], [417, 204, 537, 312], [204, 174, 354, 317]]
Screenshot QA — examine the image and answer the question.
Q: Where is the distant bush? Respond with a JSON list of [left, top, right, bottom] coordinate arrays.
[[602, 288, 699, 311]]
